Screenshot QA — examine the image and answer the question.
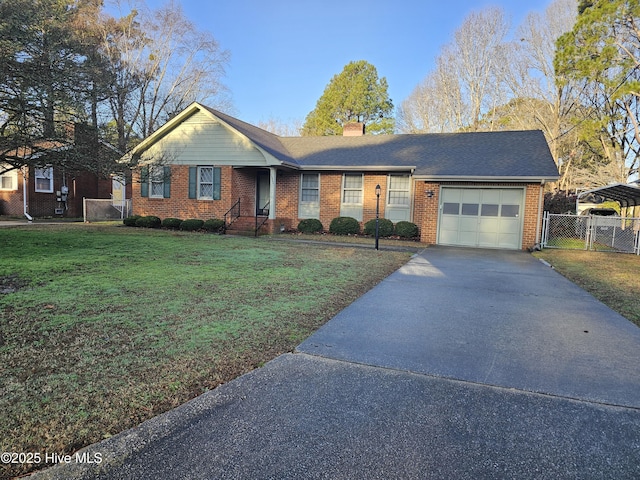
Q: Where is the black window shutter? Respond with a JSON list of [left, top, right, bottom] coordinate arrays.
[[163, 166, 171, 198], [140, 166, 149, 197], [189, 167, 197, 199], [213, 167, 221, 200]]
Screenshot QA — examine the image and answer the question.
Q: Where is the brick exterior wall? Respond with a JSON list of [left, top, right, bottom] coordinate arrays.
[[523, 183, 544, 248], [0, 169, 24, 216], [415, 181, 440, 244], [133, 165, 236, 220], [131, 166, 544, 250]]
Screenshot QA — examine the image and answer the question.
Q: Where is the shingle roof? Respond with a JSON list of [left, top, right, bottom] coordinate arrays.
[[280, 130, 558, 179], [203, 107, 299, 167], [205, 105, 559, 180]]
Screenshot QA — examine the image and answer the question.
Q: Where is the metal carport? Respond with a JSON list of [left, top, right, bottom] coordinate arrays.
[[577, 183, 640, 209]]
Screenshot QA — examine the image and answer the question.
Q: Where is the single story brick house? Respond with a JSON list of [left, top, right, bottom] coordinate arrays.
[[128, 102, 559, 250]]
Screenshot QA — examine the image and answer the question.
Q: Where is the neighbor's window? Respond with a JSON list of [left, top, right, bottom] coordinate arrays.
[[387, 174, 410, 206], [0, 167, 17, 191], [342, 173, 363, 204], [35, 166, 53, 193]]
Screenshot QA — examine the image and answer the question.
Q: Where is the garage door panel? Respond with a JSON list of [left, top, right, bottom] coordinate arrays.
[[438, 188, 524, 249]]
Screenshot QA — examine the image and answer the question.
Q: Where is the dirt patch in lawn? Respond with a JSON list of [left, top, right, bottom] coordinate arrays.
[[0, 274, 28, 295]]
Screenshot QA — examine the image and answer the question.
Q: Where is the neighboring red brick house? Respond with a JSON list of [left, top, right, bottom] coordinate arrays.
[[0, 127, 123, 219], [128, 102, 559, 250]]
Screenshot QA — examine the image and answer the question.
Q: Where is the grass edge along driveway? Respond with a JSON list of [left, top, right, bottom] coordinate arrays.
[[533, 248, 640, 328], [0, 225, 412, 479]]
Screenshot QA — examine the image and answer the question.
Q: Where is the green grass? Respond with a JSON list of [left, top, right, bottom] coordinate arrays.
[[533, 249, 640, 327], [0, 225, 411, 479]]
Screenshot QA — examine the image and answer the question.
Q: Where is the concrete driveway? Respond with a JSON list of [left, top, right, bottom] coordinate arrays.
[[299, 246, 640, 409], [31, 247, 640, 479]]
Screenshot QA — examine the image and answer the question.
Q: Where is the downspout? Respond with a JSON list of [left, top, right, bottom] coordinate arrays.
[[534, 180, 545, 247], [22, 166, 33, 222]]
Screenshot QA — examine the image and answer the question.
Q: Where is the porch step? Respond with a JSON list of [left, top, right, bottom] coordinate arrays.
[[225, 216, 270, 236]]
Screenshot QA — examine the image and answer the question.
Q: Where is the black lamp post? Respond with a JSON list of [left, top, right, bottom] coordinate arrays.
[[375, 184, 381, 250]]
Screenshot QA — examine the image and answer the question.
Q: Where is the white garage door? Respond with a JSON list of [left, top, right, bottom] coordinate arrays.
[[438, 188, 525, 249]]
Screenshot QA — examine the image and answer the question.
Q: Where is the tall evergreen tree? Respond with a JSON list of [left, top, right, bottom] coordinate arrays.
[[555, 0, 640, 183], [302, 60, 394, 136]]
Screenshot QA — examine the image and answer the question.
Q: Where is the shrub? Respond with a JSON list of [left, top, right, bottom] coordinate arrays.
[[203, 218, 225, 232], [544, 191, 577, 214], [297, 218, 323, 234], [135, 215, 161, 228], [180, 219, 204, 231], [363, 218, 394, 237], [123, 215, 141, 227], [395, 221, 419, 238], [329, 216, 360, 235], [162, 218, 183, 230]]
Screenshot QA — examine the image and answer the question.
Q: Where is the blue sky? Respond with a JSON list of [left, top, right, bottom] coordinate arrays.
[[142, 0, 556, 126]]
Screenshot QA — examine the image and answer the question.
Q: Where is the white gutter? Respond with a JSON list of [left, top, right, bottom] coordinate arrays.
[[301, 165, 416, 173], [412, 175, 560, 183], [22, 166, 33, 222]]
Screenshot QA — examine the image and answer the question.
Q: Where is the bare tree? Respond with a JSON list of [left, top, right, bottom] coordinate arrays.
[[397, 7, 510, 133], [256, 117, 303, 136], [504, 0, 579, 190], [99, 0, 230, 151]]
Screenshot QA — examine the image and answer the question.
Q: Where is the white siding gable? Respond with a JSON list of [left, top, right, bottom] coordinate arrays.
[[142, 110, 270, 166]]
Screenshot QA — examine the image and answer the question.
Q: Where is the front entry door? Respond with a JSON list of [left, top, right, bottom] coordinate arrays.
[[256, 171, 270, 216]]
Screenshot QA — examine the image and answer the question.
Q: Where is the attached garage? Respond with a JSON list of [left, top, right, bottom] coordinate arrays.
[[438, 187, 525, 249]]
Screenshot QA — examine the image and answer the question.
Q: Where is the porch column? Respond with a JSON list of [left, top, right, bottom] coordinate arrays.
[[269, 167, 277, 220]]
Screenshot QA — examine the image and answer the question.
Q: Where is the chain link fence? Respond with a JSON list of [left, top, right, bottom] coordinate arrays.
[[83, 198, 132, 223], [541, 212, 640, 254]]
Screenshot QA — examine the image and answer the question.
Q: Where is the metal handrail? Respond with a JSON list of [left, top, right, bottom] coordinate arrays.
[[255, 201, 270, 236], [223, 198, 241, 232]]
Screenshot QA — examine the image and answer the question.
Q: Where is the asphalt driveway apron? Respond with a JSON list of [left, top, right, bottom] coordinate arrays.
[[31, 247, 640, 479]]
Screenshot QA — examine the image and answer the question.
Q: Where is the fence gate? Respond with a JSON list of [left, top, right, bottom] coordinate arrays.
[[541, 212, 640, 254]]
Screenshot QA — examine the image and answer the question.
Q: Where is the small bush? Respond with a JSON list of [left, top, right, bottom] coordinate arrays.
[[180, 219, 204, 231], [395, 221, 419, 238], [297, 218, 323, 233], [135, 215, 161, 228], [162, 218, 183, 230], [329, 216, 360, 235], [123, 215, 142, 227], [203, 218, 225, 232], [363, 218, 394, 237]]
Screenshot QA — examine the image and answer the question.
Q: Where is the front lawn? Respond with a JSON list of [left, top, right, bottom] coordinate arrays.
[[533, 249, 640, 327], [0, 225, 411, 479]]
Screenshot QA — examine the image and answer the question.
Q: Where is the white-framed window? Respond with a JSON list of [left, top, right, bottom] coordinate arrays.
[[197, 166, 221, 200], [0, 166, 17, 191], [299, 173, 320, 219], [149, 165, 165, 198], [301, 173, 320, 203], [35, 166, 54, 193], [385, 174, 412, 223], [387, 174, 410, 206], [342, 173, 363, 205], [340, 173, 364, 221]]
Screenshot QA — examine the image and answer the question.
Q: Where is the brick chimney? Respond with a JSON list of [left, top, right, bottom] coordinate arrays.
[[343, 122, 365, 136]]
